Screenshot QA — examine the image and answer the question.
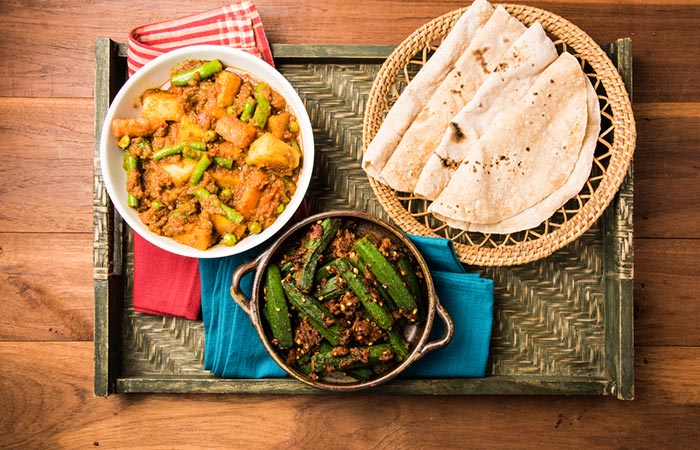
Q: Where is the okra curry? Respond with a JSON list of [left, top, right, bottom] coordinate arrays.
[[263, 217, 424, 382], [110, 59, 303, 250]]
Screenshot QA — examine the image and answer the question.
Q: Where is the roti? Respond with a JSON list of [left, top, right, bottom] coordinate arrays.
[[439, 74, 600, 233], [413, 21, 558, 200], [377, 6, 526, 192], [361, 0, 494, 182], [428, 52, 591, 226]]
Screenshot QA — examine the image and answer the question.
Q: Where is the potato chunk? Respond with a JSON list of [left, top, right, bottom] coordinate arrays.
[[245, 133, 301, 172], [161, 158, 198, 186], [266, 112, 290, 139], [142, 91, 185, 122], [216, 71, 243, 108], [211, 214, 246, 239], [178, 116, 204, 141], [215, 114, 257, 148], [172, 221, 214, 250], [111, 117, 165, 137]]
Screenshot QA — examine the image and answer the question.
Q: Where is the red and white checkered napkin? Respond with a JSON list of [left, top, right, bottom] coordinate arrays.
[[126, 1, 274, 320], [127, 0, 274, 75]]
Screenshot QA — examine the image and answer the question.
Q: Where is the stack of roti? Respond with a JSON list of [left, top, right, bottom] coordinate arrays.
[[363, 0, 601, 234]]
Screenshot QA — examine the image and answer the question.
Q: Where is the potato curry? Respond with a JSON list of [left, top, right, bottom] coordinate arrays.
[[110, 59, 303, 250]]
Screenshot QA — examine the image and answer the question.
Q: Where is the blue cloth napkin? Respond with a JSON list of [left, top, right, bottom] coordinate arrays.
[[199, 234, 494, 378]]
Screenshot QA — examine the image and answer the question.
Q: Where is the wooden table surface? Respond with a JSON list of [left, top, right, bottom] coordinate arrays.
[[1, 0, 699, 448]]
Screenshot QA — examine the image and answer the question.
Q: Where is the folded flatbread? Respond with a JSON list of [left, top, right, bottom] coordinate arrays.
[[362, 0, 494, 181], [428, 52, 593, 227], [414, 21, 558, 200], [440, 72, 600, 233], [378, 6, 527, 192]]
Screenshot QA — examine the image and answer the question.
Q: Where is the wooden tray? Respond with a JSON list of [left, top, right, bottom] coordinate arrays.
[[93, 38, 634, 399]]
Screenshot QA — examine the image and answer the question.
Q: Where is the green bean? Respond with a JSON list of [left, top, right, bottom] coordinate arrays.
[[183, 148, 203, 160], [220, 203, 244, 224], [214, 157, 233, 169], [239, 97, 256, 123], [194, 187, 244, 224], [153, 142, 184, 160], [190, 154, 212, 186], [151, 199, 163, 210], [250, 83, 271, 129], [123, 152, 140, 208], [188, 141, 206, 151], [170, 59, 223, 86]]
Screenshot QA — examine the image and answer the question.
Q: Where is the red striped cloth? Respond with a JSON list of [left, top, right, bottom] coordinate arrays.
[[127, 1, 274, 320], [128, 0, 274, 75]]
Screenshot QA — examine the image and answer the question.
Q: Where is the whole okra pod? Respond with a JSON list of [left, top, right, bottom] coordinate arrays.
[[353, 237, 419, 318], [310, 344, 394, 373], [263, 264, 293, 349], [297, 218, 342, 292], [281, 279, 346, 346]]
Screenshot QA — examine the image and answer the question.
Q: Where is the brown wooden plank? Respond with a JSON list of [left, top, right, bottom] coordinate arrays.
[[0, 233, 93, 341], [633, 102, 700, 238], [0, 98, 93, 233], [0, 1, 698, 102], [634, 238, 700, 346], [0, 342, 698, 448]]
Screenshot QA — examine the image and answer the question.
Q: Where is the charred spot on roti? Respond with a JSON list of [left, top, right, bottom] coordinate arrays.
[[472, 47, 491, 73], [451, 122, 464, 139], [440, 157, 461, 170]]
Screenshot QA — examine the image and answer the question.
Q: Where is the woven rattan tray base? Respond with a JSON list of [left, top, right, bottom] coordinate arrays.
[[363, 4, 636, 266], [93, 38, 633, 399]]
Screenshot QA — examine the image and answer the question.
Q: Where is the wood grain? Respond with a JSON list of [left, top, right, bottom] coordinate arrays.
[[0, 1, 699, 101], [0, 233, 93, 341], [0, 98, 93, 233], [1, 342, 698, 448], [1, 0, 699, 446]]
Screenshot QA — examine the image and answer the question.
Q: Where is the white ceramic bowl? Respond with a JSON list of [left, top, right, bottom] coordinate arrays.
[[100, 45, 314, 258]]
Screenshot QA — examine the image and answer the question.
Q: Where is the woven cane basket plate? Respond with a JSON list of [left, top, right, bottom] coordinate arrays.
[[363, 4, 636, 266]]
